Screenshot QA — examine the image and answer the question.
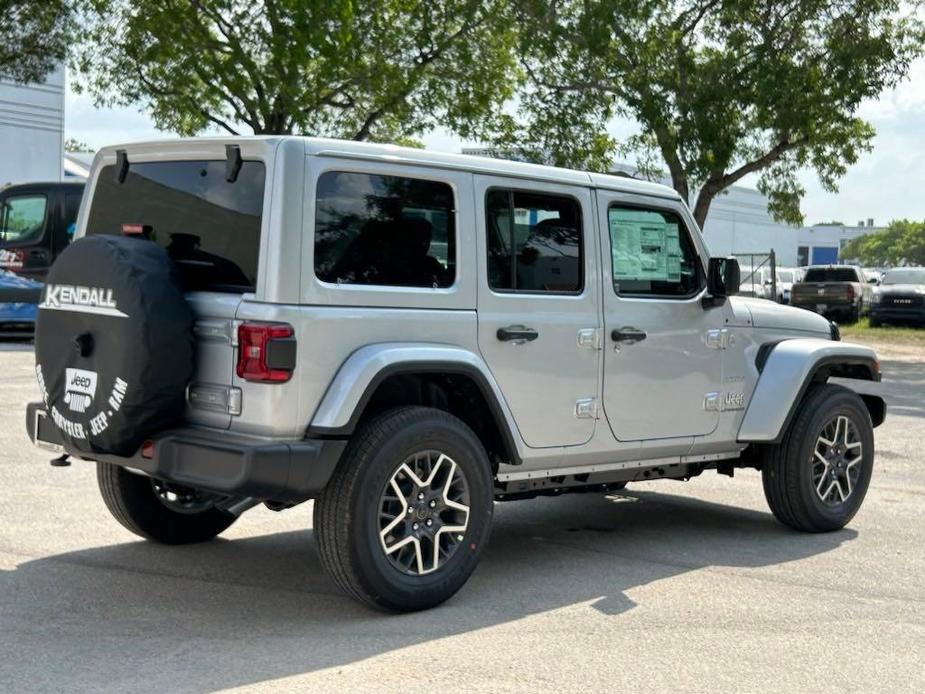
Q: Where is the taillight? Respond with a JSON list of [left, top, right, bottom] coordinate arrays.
[[236, 322, 296, 383]]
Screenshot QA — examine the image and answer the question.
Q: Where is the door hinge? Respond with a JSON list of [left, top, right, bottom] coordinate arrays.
[[577, 328, 602, 350], [575, 397, 598, 419], [704, 328, 735, 350]]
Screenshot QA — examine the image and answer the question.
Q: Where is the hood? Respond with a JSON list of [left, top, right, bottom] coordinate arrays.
[[729, 296, 831, 334], [877, 284, 925, 295]]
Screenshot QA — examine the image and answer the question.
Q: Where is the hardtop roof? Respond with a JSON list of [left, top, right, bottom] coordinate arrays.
[[96, 136, 682, 202]]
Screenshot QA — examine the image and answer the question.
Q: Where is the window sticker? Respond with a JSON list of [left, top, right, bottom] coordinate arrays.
[[611, 220, 682, 282]]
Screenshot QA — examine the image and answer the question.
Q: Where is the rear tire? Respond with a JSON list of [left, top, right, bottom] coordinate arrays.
[[761, 384, 874, 532], [97, 463, 236, 544], [314, 406, 493, 612]]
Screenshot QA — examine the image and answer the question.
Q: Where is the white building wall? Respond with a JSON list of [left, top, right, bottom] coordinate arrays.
[[701, 186, 798, 267], [796, 224, 883, 266], [0, 67, 65, 186]]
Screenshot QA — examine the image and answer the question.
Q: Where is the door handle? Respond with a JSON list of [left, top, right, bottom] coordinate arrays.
[[611, 327, 647, 344], [497, 325, 539, 342]]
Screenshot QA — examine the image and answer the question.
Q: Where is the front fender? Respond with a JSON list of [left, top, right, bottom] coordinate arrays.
[[738, 338, 882, 443], [307, 342, 524, 459]]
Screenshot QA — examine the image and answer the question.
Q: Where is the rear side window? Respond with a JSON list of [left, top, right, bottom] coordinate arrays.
[[485, 189, 583, 293], [0, 195, 47, 245], [86, 160, 265, 292], [803, 268, 860, 282], [314, 171, 455, 288]]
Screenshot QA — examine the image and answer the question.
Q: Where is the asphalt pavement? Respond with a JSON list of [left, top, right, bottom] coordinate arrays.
[[0, 341, 922, 693]]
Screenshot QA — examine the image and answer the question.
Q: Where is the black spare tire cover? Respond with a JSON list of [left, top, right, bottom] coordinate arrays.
[[35, 235, 194, 456]]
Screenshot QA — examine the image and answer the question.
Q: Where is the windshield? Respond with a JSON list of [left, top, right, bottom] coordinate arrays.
[[882, 268, 925, 285], [0, 195, 47, 245], [803, 267, 859, 282], [86, 159, 265, 292], [777, 270, 794, 283]]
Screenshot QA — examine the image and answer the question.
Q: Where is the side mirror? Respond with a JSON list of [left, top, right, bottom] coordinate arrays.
[[707, 257, 740, 302]]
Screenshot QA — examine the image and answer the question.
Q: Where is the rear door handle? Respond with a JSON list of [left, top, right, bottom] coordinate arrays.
[[497, 325, 539, 342], [611, 327, 647, 344]]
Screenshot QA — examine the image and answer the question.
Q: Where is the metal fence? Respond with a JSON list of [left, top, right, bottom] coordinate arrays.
[[733, 250, 777, 301]]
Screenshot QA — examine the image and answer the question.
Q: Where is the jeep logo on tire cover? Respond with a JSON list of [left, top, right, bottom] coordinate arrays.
[[64, 368, 98, 413]]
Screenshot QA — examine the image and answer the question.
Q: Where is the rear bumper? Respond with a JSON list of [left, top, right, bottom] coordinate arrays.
[[26, 402, 346, 502]]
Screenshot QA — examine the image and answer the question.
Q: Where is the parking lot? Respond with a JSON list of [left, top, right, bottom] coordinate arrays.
[[0, 341, 923, 693]]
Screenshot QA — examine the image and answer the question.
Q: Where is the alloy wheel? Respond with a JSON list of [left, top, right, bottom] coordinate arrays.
[[378, 450, 471, 576], [812, 415, 863, 506]]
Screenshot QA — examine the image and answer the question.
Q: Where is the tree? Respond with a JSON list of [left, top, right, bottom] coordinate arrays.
[[498, 0, 923, 228], [0, 1, 74, 83], [842, 220, 925, 266], [73, 0, 520, 142], [64, 138, 90, 152]]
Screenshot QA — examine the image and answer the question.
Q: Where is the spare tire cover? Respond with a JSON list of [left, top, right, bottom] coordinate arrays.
[[35, 235, 194, 456]]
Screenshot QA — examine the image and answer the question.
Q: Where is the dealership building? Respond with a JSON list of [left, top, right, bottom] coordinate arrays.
[[796, 221, 885, 266], [0, 68, 66, 186]]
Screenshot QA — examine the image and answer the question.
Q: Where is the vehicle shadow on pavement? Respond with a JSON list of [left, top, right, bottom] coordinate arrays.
[[0, 488, 854, 692]]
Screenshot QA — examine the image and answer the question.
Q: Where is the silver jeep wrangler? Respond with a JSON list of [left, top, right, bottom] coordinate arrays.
[[27, 137, 885, 612]]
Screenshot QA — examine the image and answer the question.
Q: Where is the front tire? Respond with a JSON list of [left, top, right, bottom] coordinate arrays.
[[762, 384, 874, 532], [97, 463, 236, 544], [314, 406, 494, 612]]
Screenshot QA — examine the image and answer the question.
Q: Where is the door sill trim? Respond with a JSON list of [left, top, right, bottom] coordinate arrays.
[[496, 451, 741, 482]]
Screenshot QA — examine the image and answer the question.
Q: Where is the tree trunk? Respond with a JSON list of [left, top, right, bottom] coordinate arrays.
[[692, 188, 715, 230], [669, 171, 689, 206]]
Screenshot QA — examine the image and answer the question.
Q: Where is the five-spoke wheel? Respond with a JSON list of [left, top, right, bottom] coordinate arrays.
[[812, 415, 863, 505], [379, 451, 470, 575]]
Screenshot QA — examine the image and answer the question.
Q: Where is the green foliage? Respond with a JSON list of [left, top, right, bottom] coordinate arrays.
[[72, 0, 520, 141], [501, 0, 924, 226], [0, 1, 74, 83], [841, 220, 925, 266], [64, 138, 91, 153]]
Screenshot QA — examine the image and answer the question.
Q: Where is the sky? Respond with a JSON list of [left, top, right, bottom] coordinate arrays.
[[64, 58, 925, 228]]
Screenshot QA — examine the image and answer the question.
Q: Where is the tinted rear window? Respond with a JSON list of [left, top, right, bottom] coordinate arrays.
[[314, 171, 455, 288], [86, 160, 265, 292], [803, 268, 859, 282], [487, 189, 583, 293]]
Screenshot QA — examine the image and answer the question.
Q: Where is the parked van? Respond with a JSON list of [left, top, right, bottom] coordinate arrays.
[[0, 182, 85, 334]]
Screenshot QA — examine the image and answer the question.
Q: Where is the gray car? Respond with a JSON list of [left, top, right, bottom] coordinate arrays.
[[27, 137, 885, 611]]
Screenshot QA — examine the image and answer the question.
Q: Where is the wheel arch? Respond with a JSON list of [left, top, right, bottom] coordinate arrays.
[[738, 338, 885, 444], [307, 343, 524, 466]]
